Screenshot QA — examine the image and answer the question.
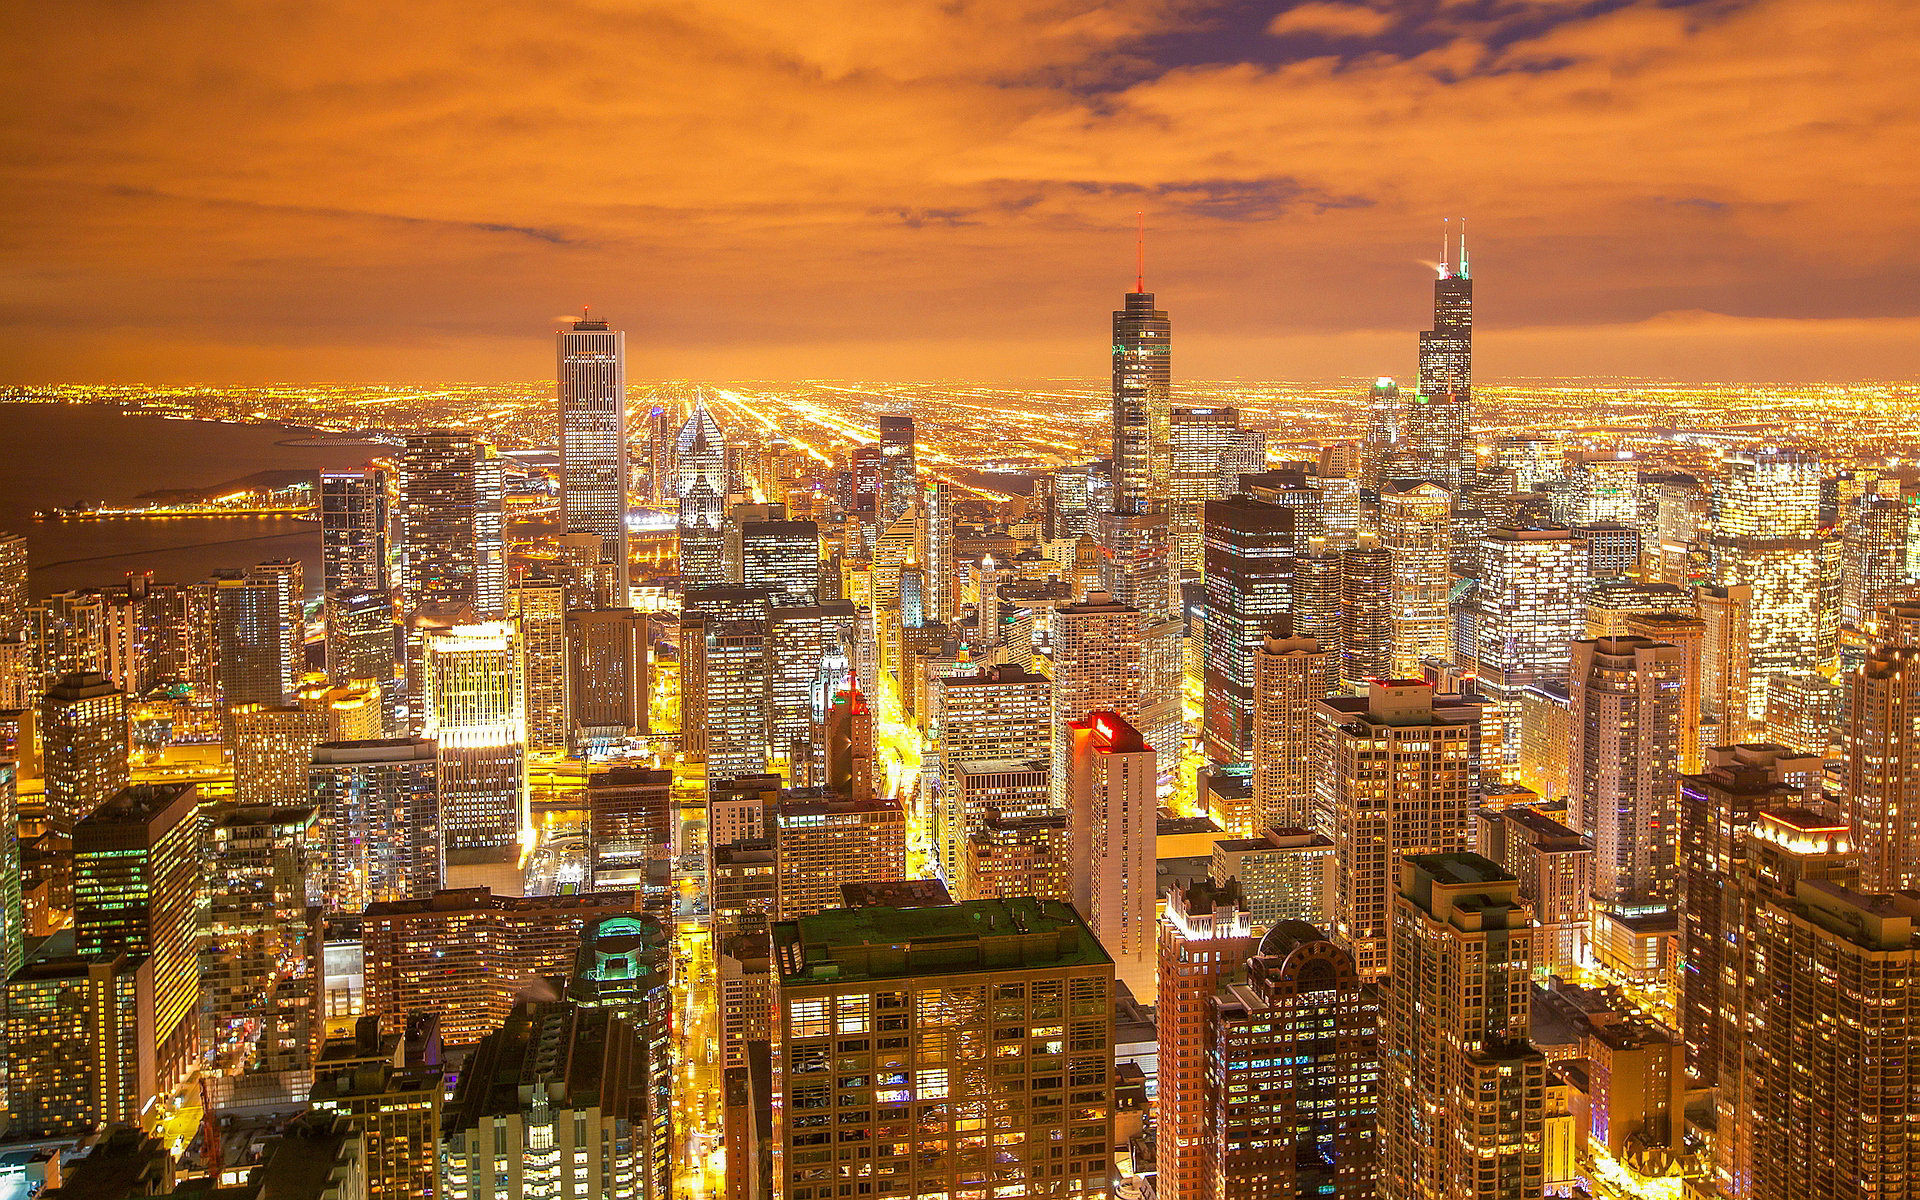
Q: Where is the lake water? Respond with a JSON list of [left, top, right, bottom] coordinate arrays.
[[0, 404, 387, 599]]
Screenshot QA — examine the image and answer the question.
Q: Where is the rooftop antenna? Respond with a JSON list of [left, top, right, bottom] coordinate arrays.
[[1458, 218, 1469, 279], [1441, 218, 1451, 280], [1135, 210, 1146, 294]]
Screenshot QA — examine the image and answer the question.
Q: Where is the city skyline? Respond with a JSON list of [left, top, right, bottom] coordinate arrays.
[[2, 4, 1917, 1200]]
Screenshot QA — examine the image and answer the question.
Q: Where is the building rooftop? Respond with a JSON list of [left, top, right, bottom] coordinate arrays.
[[840, 879, 953, 909], [773, 898, 1111, 985], [361, 887, 636, 920]]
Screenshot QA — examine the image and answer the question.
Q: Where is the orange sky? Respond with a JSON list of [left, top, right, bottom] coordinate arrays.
[[2, 0, 1915, 384]]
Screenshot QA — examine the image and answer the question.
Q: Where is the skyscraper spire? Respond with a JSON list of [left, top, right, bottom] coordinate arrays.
[[1440, 217, 1451, 280], [1458, 217, 1469, 278], [1135, 210, 1146, 294]]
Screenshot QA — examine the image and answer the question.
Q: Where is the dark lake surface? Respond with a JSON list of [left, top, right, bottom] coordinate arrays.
[[0, 404, 386, 599]]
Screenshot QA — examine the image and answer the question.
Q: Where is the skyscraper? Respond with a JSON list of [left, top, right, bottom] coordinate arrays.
[[1846, 643, 1920, 892], [1324, 679, 1480, 979], [1066, 711, 1158, 993], [1471, 525, 1589, 778], [1380, 479, 1454, 675], [1211, 922, 1380, 1199], [1569, 636, 1684, 981], [1403, 229, 1472, 488], [676, 404, 729, 587], [203, 802, 317, 1071], [400, 429, 507, 619], [1289, 535, 1344, 666], [324, 586, 394, 686], [1047, 592, 1143, 811], [1155, 878, 1257, 1200], [1676, 744, 1822, 1087], [1697, 582, 1754, 744], [1710, 450, 1829, 717], [319, 468, 389, 594], [40, 670, 129, 835], [929, 663, 1052, 884], [1744, 878, 1920, 1200], [557, 316, 631, 574], [771, 793, 906, 919], [1201, 494, 1295, 763], [1339, 534, 1393, 689], [1111, 253, 1170, 515], [444, 999, 671, 1200], [738, 516, 821, 604], [565, 608, 648, 754], [1251, 627, 1332, 834], [1839, 494, 1909, 627], [211, 564, 302, 706], [876, 413, 917, 525], [1710, 807, 1857, 1200], [1381, 853, 1545, 1200], [0, 530, 26, 640], [423, 621, 526, 873], [1361, 377, 1400, 494], [585, 767, 673, 889], [74, 782, 203, 1088], [310, 737, 440, 912], [3, 951, 149, 1138], [506, 573, 567, 752], [1167, 405, 1242, 571], [360, 888, 635, 1043]]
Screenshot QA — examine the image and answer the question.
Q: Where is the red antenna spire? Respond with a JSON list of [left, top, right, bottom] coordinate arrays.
[[1135, 210, 1146, 293]]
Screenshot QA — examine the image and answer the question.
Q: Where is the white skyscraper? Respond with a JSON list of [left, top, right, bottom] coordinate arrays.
[[557, 317, 630, 579]]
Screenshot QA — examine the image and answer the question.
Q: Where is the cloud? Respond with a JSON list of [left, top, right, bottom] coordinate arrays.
[[1267, 3, 1395, 40], [0, 0, 1915, 382]]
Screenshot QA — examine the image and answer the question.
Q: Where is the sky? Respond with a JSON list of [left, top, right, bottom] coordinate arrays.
[[2, 0, 1915, 384]]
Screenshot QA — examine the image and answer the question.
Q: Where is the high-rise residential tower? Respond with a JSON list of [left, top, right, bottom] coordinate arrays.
[[1155, 879, 1257, 1200], [1569, 636, 1684, 980], [1381, 853, 1544, 1200], [1710, 450, 1829, 718], [40, 670, 129, 835], [769, 900, 1116, 1200], [400, 429, 507, 618], [310, 737, 440, 911], [1379, 479, 1453, 675], [1846, 643, 1920, 892], [1324, 679, 1480, 980], [1067, 712, 1158, 993], [320, 468, 389, 595], [557, 316, 631, 576], [1251, 627, 1332, 834], [1047, 592, 1143, 811], [1339, 534, 1393, 689]]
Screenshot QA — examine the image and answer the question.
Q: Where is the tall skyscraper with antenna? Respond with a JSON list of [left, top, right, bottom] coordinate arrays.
[[1404, 220, 1473, 488], [557, 315, 630, 580], [1111, 214, 1169, 515]]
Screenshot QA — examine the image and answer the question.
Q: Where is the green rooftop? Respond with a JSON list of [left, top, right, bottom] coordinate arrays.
[[773, 898, 1112, 985]]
